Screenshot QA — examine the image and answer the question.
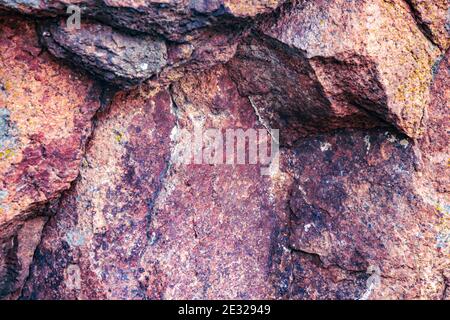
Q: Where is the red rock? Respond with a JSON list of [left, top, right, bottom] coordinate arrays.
[[0, 1, 449, 301], [405, 0, 449, 50], [0, 15, 101, 298], [283, 128, 446, 299], [20, 86, 176, 299], [259, 0, 442, 138], [39, 20, 168, 88], [20, 66, 288, 299], [38, 18, 243, 88], [227, 35, 386, 145], [0, 0, 285, 40]]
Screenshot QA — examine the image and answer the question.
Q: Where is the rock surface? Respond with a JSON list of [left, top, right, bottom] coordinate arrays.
[[21, 66, 289, 299], [39, 20, 168, 88], [21, 86, 176, 299], [0, 0, 284, 39], [227, 35, 386, 145], [0, 0, 449, 300], [282, 128, 446, 299], [258, 0, 443, 139], [405, 0, 449, 50], [0, 15, 101, 298], [37, 18, 243, 88]]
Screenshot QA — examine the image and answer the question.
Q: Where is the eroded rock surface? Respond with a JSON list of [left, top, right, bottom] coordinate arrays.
[[21, 66, 289, 299], [405, 0, 449, 50], [0, 0, 284, 38], [39, 20, 168, 87], [258, 0, 443, 138], [0, 15, 101, 298], [281, 129, 446, 299], [20, 86, 175, 299], [0, 0, 449, 300], [227, 35, 386, 145], [38, 18, 243, 88]]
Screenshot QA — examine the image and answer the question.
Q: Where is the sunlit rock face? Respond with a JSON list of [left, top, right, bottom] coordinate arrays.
[[0, 15, 102, 299], [20, 66, 289, 299], [404, 0, 449, 50], [257, 0, 444, 139], [0, 0, 449, 300]]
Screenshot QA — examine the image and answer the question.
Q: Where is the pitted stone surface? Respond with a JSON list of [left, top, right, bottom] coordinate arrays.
[[0, 1, 448, 300]]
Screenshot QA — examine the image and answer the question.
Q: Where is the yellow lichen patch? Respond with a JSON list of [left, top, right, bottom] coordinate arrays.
[[367, 0, 440, 137], [0, 148, 15, 160], [4, 80, 11, 91], [114, 130, 125, 144], [114, 131, 124, 143], [0, 78, 12, 93], [81, 158, 89, 168], [435, 204, 450, 220]]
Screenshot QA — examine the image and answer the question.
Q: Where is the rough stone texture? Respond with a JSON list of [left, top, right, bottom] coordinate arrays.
[[20, 66, 289, 299], [20, 86, 176, 299], [0, 15, 101, 298], [38, 18, 243, 88], [0, 216, 47, 299], [257, 0, 443, 139], [0, 0, 449, 300], [227, 35, 387, 145], [405, 0, 449, 50], [0, 0, 284, 40], [0, 0, 269, 88], [39, 20, 168, 88], [416, 46, 450, 285], [281, 129, 447, 299]]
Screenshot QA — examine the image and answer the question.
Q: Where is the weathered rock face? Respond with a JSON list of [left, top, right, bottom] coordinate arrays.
[[20, 66, 288, 299], [257, 0, 444, 139], [282, 128, 447, 299], [416, 46, 450, 296], [39, 20, 168, 88], [0, 0, 286, 87], [0, 0, 449, 300], [20, 86, 176, 299], [226, 35, 387, 145], [0, 0, 284, 39], [0, 15, 101, 298], [405, 0, 450, 50], [37, 18, 243, 88]]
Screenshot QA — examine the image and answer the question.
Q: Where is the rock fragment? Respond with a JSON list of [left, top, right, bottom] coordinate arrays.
[[0, 15, 101, 299], [39, 20, 168, 88], [0, 0, 285, 39], [257, 0, 442, 138]]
